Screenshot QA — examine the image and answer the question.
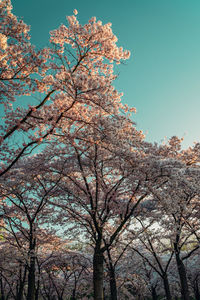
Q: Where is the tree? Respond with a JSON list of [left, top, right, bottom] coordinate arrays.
[[37, 110, 159, 300], [40, 249, 92, 300], [0, 5, 131, 178], [143, 137, 200, 300], [0, 156, 65, 300], [126, 219, 174, 300]]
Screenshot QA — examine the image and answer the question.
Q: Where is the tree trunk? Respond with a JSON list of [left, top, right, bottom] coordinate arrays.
[[162, 274, 172, 300], [71, 289, 76, 300], [93, 243, 104, 300], [0, 275, 5, 300], [27, 225, 36, 300], [17, 265, 27, 300], [174, 248, 190, 300], [106, 248, 117, 300], [35, 279, 40, 300], [194, 278, 200, 300], [109, 263, 117, 300], [151, 286, 158, 300], [27, 255, 35, 300]]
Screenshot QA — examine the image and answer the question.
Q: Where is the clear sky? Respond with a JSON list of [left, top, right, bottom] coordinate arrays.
[[12, 0, 200, 148]]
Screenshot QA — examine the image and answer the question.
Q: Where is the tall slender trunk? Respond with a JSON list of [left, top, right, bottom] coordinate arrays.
[[151, 286, 158, 300], [106, 248, 117, 300], [27, 255, 35, 300], [162, 274, 172, 300], [71, 289, 76, 300], [174, 243, 190, 300], [109, 264, 117, 300], [27, 227, 36, 300], [93, 242, 104, 300], [17, 265, 27, 300], [0, 275, 5, 300], [194, 278, 200, 300], [35, 279, 40, 300], [71, 277, 77, 300]]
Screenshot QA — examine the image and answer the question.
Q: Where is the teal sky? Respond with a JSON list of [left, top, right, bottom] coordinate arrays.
[[12, 0, 200, 148]]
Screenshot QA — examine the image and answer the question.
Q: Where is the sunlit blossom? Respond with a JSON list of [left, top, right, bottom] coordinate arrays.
[[73, 9, 78, 15], [0, 33, 7, 50]]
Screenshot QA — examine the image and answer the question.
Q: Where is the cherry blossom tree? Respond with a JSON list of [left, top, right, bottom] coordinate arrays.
[[0, 156, 65, 300], [39, 249, 92, 300], [142, 138, 200, 300], [36, 110, 164, 300], [0, 4, 131, 179], [126, 219, 174, 300], [0, 240, 30, 300]]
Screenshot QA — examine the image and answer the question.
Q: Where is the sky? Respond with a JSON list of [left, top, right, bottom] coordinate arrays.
[[12, 0, 200, 148]]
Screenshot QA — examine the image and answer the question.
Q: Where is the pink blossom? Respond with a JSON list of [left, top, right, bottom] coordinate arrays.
[[73, 9, 78, 15]]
